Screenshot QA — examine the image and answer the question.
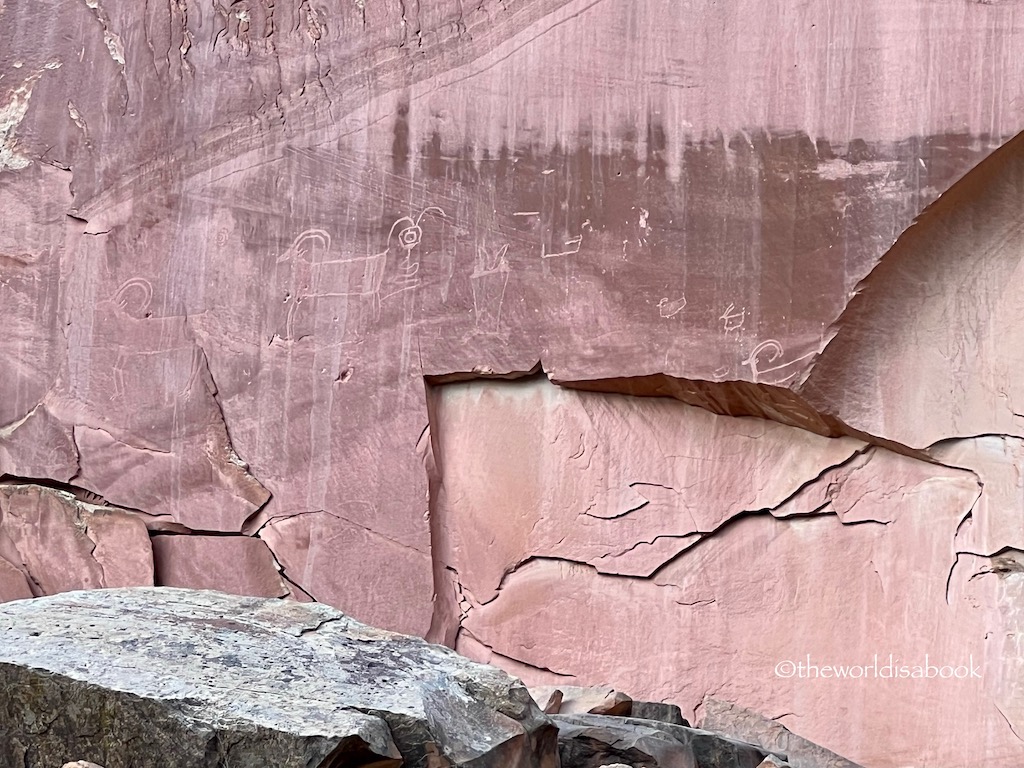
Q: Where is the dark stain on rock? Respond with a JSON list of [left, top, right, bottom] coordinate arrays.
[[406, 128, 996, 339], [645, 115, 667, 178], [391, 100, 410, 174], [496, 142, 511, 182], [451, 142, 480, 186], [845, 138, 873, 164], [425, 130, 445, 179]]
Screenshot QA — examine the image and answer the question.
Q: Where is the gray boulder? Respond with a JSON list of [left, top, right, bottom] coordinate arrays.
[[630, 701, 690, 727], [0, 588, 557, 768], [554, 713, 773, 768]]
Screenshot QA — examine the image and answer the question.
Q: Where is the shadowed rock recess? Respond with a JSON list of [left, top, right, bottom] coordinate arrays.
[[2, 0, 1024, 765]]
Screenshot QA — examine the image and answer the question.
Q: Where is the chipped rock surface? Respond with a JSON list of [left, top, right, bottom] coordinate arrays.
[[2, 1, 1024, 766], [0, 588, 557, 768], [530, 685, 632, 717], [0, 484, 152, 596], [553, 714, 770, 768], [428, 379, 867, 603], [699, 699, 862, 768]]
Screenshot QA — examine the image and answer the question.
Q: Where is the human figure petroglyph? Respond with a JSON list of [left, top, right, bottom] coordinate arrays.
[[383, 206, 447, 300], [111, 353, 127, 401]]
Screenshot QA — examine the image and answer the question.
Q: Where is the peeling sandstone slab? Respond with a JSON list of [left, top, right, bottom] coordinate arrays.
[[0, 588, 558, 768], [442, 377, 1013, 767], [0, 404, 78, 482], [429, 377, 865, 605], [72, 420, 270, 534], [0, 484, 152, 597], [928, 436, 1024, 558]]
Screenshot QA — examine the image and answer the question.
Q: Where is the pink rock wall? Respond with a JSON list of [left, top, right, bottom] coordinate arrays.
[[428, 378, 1012, 767], [3, 0, 1024, 764]]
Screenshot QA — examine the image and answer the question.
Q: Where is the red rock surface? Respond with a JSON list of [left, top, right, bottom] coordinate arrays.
[[433, 379, 1010, 766], [0, 485, 152, 595], [2, 1, 1024, 765], [151, 534, 290, 598]]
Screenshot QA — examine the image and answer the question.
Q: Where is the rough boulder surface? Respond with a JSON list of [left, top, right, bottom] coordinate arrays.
[[552, 714, 771, 768], [3, 0, 1024, 765], [0, 588, 556, 768]]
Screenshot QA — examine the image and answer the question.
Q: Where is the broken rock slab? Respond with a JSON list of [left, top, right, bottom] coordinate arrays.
[[699, 700, 862, 768], [0, 484, 153, 597], [527, 684, 689, 726], [0, 588, 557, 768], [530, 685, 633, 716], [554, 714, 771, 768], [631, 701, 690, 727]]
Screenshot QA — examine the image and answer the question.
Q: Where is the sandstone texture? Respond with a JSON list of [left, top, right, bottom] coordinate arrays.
[[2, 0, 1024, 765], [430, 379, 1011, 766], [0, 588, 556, 768]]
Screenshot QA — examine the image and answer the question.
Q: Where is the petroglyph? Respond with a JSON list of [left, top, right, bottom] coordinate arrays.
[[657, 296, 687, 318], [541, 234, 582, 260], [277, 209, 448, 335], [112, 278, 154, 318], [742, 339, 816, 385], [471, 243, 511, 332], [720, 303, 746, 333]]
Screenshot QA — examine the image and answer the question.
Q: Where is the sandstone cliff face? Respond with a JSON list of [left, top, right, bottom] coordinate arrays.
[[2, 1, 1023, 765]]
